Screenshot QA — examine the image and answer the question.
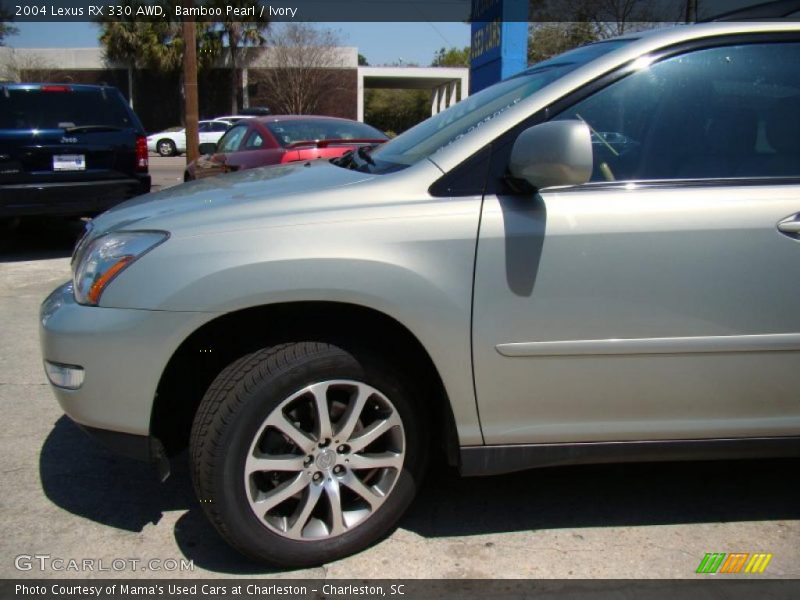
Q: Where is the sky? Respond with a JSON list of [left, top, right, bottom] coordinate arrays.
[[10, 21, 471, 66]]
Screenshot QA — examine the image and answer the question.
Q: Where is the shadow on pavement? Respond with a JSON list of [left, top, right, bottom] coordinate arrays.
[[39, 417, 290, 575], [0, 218, 85, 263], [40, 416, 800, 574], [403, 455, 800, 538]]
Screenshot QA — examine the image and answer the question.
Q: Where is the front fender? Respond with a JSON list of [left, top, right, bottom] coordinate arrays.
[[101, 198, 484, 444]]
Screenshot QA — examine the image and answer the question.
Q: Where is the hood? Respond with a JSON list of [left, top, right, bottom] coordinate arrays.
[[89, 160, 375, 237]]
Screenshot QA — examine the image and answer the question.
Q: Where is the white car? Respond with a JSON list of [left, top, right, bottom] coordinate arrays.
[[146, 120, 233, 157]]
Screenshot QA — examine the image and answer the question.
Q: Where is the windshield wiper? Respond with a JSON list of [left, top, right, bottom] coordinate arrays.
[[330, 150, 355, 168], [330, 146, 377, 172], [63, 124, 126, 133]]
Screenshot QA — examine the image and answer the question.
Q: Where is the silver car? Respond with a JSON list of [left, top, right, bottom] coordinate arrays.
[[40, 22, 800, 567]]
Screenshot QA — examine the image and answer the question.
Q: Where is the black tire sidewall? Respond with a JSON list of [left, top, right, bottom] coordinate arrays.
[[205, 345, 427, 567], [158, 140, 175, 156]]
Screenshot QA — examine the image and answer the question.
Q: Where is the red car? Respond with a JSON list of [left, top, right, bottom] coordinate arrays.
[[184, 115, 387, 180]]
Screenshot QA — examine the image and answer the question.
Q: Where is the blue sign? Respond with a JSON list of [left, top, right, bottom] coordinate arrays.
[[470, 0, 528, 94]]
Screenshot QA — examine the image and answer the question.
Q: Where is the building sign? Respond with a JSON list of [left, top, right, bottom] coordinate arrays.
[[470, 0, 527, 93]]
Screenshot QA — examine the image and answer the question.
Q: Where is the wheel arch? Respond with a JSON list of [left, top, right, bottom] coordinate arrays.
[[151, 301, 460, 467]]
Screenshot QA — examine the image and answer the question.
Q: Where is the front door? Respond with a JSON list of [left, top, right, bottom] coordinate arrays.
[[473, 40, 800, 444]]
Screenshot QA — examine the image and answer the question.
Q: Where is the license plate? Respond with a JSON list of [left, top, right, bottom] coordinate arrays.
[[53, 154, 85, 171]]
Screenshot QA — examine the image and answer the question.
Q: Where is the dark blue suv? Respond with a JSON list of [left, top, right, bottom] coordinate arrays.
[[0, 83, 151, 220]]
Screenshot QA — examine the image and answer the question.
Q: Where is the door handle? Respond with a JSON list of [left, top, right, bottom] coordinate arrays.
[[777, 217, 800, 234]]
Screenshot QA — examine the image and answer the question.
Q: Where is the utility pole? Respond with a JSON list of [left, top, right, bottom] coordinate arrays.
[[182, 1, 199, 164]]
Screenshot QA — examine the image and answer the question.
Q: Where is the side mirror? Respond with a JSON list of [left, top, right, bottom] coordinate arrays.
[[198, 142, 217, 156], [509, 120, 592, 190]]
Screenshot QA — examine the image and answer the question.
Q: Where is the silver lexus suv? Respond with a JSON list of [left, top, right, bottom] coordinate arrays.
[[40, 23, 800, 567]]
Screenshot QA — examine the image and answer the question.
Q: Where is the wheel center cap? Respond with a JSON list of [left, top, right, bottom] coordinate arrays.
[[315, 449, 336, 470]]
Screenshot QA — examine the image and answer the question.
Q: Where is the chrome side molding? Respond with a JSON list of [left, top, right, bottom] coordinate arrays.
[[496, 333, 800, 357]]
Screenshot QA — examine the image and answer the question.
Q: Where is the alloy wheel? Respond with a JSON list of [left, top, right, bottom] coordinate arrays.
[[243, 380, 405, 541]]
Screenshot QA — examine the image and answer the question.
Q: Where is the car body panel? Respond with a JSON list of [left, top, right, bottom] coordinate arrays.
[[473, 184, 800, 444], [40, 21, 800, 460], [83, 158, 485, 444], [40, 282, 216, 436], [93, 159, 377, 234], [186, 116, 387, 180], [0, 83, 150, 216], [2, 178, 149, 217]]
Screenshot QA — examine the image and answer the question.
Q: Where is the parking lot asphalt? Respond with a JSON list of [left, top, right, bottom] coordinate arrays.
[[149, 154, 187, 193], [0, 157, 799, 580]]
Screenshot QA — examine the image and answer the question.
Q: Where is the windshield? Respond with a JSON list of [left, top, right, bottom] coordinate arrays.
[[364, 40, 633, 173]]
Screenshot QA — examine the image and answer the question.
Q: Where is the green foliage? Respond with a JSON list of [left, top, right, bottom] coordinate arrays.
[[365, 45, 470, 134], [431, 46, 470, 67], [205, 0, 269, 55], [527, 22, 598, 65], [364, 89, 429, 135], [203, 0, 270, 112], [98, 0, 270, 113], [98, 0, 266, 74], [358, 53, 369, 66], [365, 44, 471, 135], [98, 1, 220, 73]]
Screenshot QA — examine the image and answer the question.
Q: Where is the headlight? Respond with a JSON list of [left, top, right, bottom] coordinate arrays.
[[73, 231, 168, 306], [71, 220, 94, 266]]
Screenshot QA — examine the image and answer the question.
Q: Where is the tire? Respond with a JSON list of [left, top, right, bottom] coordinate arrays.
[[189, 341, 429, 567], [0, 218, 20, 249], [157, 139, 176, 157]]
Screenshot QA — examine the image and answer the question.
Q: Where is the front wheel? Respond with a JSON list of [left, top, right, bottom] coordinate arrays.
[[189, 341, 428, 567]]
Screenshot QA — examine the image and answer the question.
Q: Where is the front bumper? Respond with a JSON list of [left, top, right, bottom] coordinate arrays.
[[39, 282, 215, 449]]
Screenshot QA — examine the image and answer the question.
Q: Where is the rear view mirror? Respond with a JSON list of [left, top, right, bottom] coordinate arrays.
[[198, 142, 217, 156], [509, 120, 593, 190]]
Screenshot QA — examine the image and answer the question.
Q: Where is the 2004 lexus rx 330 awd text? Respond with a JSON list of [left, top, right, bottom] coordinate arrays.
[[40, 23, 800, 566]]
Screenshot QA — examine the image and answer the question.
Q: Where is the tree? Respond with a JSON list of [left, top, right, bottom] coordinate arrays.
[[0, 4, 17, 46], [0, 49, 58, 82], [205, 0, 270, 114], [530, 0, 663, 41], [0, 22, 17, 47], [431, 46, 470, 67], [255, 24, 345, 114], [528, 22, 598, 65], [99, 18, 150, 106], [100, 2, 219, 73], [365, 88, 429, 135], [98, 1, 220, 110], [358, 53, 369, 66]]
